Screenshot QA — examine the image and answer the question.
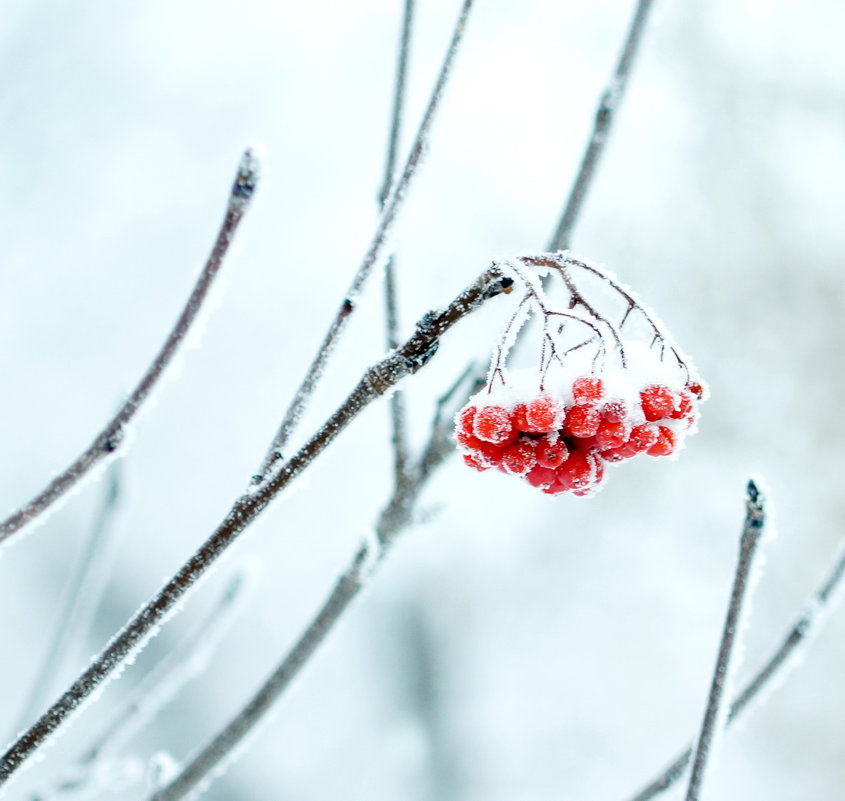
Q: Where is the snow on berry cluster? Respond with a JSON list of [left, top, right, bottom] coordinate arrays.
[[455, 352, 705, 497]]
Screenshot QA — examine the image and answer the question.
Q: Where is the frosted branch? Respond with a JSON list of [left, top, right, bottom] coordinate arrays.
[[29, 570, 249, 800], [683, 479, 766, 801], [0, 150, 259, 548], [548, 0, 657, 251]]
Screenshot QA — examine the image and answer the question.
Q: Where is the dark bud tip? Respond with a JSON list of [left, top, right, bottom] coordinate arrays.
[[483, 275, 514, 300], [230, 149, 260, 206], [745, 477, 766, 528]]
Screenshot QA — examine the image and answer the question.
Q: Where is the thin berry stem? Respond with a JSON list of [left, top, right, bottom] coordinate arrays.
[[0, 151, 259, 548], [0, 267, 512, 789], [253, 0, 477, 483], [548, 0, 656, 252]]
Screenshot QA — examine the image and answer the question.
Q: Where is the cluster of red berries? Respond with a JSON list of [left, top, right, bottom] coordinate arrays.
[[455, 376, 704, 496]]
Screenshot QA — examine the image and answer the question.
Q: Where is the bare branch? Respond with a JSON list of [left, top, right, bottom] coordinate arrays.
[[548, 0, 657, 251], [381, 0, 416, 490], [378, 0, 415, 210], [628, 521, 845, 801], [684, 479, 766, 801], [12, 464, 123, 740], [0, 267, 512, 788], [30, 569, 249, 800], [0, 151, 259, 547], [147, 545, 371, 801], [254, 0, 477, 482]]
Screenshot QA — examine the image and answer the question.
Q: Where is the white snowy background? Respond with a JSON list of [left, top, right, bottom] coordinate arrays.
[[2, 0, 845, 799]]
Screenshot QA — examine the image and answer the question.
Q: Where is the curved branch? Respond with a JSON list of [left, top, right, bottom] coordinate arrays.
[[0, 151, 259, 547]]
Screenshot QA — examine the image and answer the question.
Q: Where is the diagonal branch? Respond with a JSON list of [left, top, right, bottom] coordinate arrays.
[[0, 151, 259, 548], [548, 0, 656, 252], [0, 266, 512, 789], [253, 0, 477, 482], [146, 362, 485, 801], [684, 479, 766, 801], [29, 569, 249, 801]]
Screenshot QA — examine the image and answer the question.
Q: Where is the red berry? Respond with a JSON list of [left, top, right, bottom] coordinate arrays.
[[599, 442, 638, 462], [536, 435, 569, 468], [572, 376, 605, 404], [629, 424, 659, 452], [525, 464, 557, 489], [457, 405, 477, 436], [511, 403, 530, 432], [543, 478, 570, 495], [502, 441, 537, 475], [595, 419, 629, 449], [474, 405, 517, 445], [670, 391, 694, 420], [573, 461, 606, 496], [647, 426, 677, 457], [557, 451, 595, 489], [565, 405, 601, 438], [640, 385, 675, 421], [456, 430, 481, 449], [601, 399, 627, 423], [463, 453, 488, 471], [525, 395, 564, 433], [475, 440, 505, 466], [687, 382, 705, 400]]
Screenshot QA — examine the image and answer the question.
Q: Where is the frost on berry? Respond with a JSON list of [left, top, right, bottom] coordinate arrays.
[[473, 405, 516, 445], [572, 376, 605, 404], [453, 251, 707, 497], [525, 395, 564, 432]]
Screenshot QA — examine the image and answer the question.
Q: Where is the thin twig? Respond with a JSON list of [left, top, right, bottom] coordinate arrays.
[[547, 0, 656, 251], [627, 530, 845, 801], [0, 267, 512, 788], [0, 151, 259, 548], [30, 570, 249, 801], [684, 479, 766, 801], [254, 0, 477, 483], [381, 0, 415, 489], [12, 464, 123, 739], [378, 0, 415, 210]]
